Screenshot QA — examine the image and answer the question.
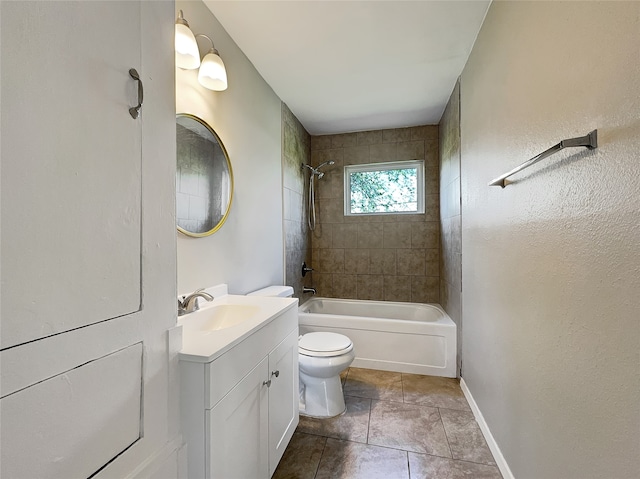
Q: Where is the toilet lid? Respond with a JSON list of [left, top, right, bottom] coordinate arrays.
[[299, 332, 353, 357]]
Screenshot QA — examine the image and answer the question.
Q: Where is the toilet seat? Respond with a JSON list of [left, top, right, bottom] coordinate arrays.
[[299, 332, 353, 357]]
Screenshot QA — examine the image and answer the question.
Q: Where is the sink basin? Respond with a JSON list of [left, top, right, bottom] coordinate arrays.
[[178, 289, 298, 363], [191, 304, 261, 332]]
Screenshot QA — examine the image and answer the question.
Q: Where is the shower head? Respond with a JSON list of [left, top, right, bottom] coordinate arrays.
[[302, 160, 335, 178], [316, 160, 335, 170]]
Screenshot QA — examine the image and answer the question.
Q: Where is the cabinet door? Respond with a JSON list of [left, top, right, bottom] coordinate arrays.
[[207, 357, 269, 479], [268, 329, 299, 476], [1, 0, 142, 349]]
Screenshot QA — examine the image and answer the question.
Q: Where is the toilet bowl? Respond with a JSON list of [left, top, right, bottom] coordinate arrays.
[[247, 286, 355, 418], [298, 331, 355, 417]]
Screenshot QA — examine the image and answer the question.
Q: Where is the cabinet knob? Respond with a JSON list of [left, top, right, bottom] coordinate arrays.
[[271, 370, 280, 378], [263, 379, 272, 388]]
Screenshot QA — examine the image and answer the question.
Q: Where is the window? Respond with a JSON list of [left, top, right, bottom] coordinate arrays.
[[344, 160, 424, 216]]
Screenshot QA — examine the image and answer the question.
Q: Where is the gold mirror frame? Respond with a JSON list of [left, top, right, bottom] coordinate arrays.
[[176, 114, 233, 237]]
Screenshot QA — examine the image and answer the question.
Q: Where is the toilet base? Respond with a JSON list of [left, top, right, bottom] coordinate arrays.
[[299, 405, 346, 419], [299, 373, 347, 418]]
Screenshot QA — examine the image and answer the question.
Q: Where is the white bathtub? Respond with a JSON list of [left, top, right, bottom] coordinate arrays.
[[298, 297, 457, 378]]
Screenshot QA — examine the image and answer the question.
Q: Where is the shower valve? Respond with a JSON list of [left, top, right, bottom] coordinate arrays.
[[302, 262, 314, 277]]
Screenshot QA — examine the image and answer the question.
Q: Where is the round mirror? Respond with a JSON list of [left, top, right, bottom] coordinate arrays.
[[176, 114, 233, 237]]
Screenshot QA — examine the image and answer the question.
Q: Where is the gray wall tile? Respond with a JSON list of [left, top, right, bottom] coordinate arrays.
[[310, 124, 440, 303], [438, 81, 462, 375]]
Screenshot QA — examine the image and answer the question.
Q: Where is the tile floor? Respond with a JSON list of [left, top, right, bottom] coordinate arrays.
[[273, 368, 502, 479]]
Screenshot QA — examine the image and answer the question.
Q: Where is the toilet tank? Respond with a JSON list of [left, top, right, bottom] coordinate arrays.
[[247, 285, 294, 298]]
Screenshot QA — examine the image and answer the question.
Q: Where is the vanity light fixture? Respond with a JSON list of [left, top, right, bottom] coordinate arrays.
[[175, 10, 200, 70], [195, 34, 228, 91], [174, 10, 228, 91]]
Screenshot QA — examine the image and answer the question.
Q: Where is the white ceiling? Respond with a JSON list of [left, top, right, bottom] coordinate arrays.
[[204, 1, 490, 135]]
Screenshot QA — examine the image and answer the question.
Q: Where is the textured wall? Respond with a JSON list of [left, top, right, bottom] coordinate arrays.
[[176, 0, 284, 295], [309, 126, 439, 302], [282, 104, 312, 300], [460, 2, 640, 478], [439, 80, 462, 376]]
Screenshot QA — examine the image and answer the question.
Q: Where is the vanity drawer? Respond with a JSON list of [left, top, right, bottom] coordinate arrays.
[[205, 307, 297, 409]]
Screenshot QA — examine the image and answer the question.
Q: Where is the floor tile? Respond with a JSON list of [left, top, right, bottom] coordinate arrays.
[[408, 453, 503, 479], [368, 400, 452, 457], [315, 438, 409, 479], [297, 395, 371, 443], [277, 370, 501, 479], [402, 374, 470, 411], [343, 367, 404, 402], [272, 432, 326, 479], [439, 408, 496, 465]]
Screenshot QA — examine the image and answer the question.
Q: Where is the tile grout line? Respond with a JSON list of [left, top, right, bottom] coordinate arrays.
[[345, 394, 406, 405], [312, 436, 328, 479], [366, 397, 373, 445], [438, 406, 456, 460], [316, 432, 435, 457], [297, 426, 486, 465], [438, 406, 499, 467]]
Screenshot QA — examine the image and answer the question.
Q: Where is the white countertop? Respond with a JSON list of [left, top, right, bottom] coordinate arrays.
[[178, 294, 298, 363]]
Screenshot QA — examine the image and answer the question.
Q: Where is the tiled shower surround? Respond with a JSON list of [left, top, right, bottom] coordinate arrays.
[[308, 126, 440, 302], [282, 104, 312, 300], [439, 80, 463, 375]]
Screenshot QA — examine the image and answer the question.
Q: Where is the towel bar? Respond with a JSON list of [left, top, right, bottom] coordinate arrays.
[[489, 130, 598, 188]]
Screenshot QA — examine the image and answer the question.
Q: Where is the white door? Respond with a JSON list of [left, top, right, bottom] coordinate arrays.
[[268, 329, 299, 476], [0, 1, 178, 477], [207, 358, 270, 479], [1, 0, 142, 350]]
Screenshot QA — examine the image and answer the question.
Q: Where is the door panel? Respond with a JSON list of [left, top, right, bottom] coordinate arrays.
[[0, 0, 142, 349], [0, 343, 143, 478]]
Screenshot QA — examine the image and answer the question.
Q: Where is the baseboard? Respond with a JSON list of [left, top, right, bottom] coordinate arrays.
[[460, 378, 515, 479]]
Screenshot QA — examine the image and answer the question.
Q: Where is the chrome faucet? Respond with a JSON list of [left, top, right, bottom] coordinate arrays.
[[303, 287, 317, 295], [178, 288, 214, 316]]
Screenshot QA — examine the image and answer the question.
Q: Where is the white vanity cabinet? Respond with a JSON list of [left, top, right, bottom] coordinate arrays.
[[181, 302, 299, 479], [266, 329, 299, 476]]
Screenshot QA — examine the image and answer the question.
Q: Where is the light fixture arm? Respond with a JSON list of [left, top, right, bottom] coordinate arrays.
[[195, 34, 219, 56], [176, 9, 189, 28]]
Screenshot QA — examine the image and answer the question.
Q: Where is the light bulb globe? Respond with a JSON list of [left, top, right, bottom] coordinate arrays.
[[198, 52, 228, 91], [175, 23, 200, 70]]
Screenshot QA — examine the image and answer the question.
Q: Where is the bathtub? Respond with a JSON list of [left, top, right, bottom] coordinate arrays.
[[298, 297, 457, 378]]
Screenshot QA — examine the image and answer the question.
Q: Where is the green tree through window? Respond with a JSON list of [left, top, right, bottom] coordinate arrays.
[[345, 160, 424, 215]]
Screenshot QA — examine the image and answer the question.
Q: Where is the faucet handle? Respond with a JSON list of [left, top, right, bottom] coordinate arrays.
[[178, 297, 187, 316]]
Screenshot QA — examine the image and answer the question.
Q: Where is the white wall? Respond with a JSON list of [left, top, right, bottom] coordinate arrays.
[[176, 0, 284, 295], [460, 2, 640, 478]]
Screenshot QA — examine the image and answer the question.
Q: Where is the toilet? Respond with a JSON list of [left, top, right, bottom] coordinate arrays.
[[297, 331, 355, 417], [247, 286, 355, 418]]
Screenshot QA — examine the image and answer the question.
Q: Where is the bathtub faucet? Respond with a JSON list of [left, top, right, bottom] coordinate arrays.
[[303, 287, 317, 295]]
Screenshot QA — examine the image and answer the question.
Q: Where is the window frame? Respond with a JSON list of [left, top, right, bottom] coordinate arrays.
[[343, 159, 425, 216]]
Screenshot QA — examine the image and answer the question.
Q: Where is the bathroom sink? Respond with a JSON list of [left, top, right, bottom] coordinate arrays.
[[178, 288, 298, 363], [192, 304, 261, 332]]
